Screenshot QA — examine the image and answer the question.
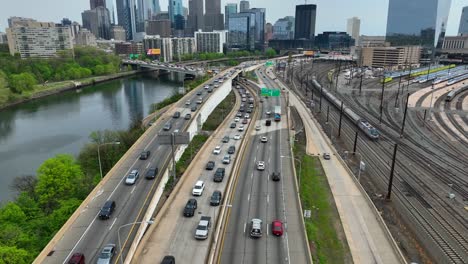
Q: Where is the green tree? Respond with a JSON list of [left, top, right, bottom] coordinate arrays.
[[35, 154, 85, 212], [265, 48, 277, 58], [0, 245, 30, 264], [0, 70, 8, 89], [8, 73, 37, 93]]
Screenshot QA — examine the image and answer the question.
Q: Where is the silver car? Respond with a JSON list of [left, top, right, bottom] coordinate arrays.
[[97, 244, 116, 264], [125, 169, 139, 185]]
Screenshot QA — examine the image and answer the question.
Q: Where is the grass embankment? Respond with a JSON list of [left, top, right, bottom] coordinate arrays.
[[293, 137, 350, 263], [245, 71, 258, 82], [202, 90, 235, 131]]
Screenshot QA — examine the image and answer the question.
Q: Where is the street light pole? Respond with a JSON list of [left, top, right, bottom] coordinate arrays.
[[97, 141, 121, 179], [344, 150, 363, 181]]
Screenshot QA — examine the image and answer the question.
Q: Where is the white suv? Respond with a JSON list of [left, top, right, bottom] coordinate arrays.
[[213, 146, 221, 155], [256, 161, 265, 171], [192, 180, 205, 196]]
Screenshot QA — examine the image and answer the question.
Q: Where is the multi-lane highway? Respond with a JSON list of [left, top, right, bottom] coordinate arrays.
[[37, 72, 233, 264], [220, 67, 310, 264], [132, 84, 254, 263]]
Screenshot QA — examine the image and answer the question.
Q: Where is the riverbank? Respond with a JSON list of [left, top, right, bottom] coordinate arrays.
[[0, 70, 142, 111]]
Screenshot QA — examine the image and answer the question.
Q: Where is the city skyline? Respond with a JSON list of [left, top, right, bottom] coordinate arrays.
[[0, 0, 465, 36]]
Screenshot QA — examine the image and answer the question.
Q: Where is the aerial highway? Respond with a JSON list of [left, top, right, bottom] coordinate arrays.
[[35, 71, 234, 264], [219, 66, 310, 264]]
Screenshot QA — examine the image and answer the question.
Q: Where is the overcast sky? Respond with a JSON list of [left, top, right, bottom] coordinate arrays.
[[1, 0, 466, 36]]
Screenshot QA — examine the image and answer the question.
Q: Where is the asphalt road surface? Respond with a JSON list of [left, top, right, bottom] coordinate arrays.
[[220, 67, 310, 264]]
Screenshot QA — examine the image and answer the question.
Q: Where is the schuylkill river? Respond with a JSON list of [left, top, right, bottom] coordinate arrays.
[[0, 76, 179, 201]]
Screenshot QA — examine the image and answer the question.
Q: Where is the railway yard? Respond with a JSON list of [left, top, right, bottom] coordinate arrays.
[[278, 59, 468, 264]]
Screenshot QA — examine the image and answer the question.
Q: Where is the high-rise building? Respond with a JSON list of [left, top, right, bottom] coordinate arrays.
[[204, 0, 224, 31], [249, 8, 265, 50], [459, 6, 468, 36], [225, 3, 237, 29], [75, 28, 97, 46], [172, 37, 196, 61], [117, 0, 136, 40], [228, 12, 255, 50], [347, 17, 360, 46], [106, 0, 116, 24], [90, 0, 106, 9], [273, 16, 295, 40], [187, 0, 204, 34], [82, 6, 112, 39], [111, 25, 127, 40], [386, 0, 451, 48], [8, 17, 35, 27], [6, 19, 74, 58], [151, 0, 161, 15], [265, 23, 273, 42], [169, 0, 185, 30], [315, 31, 354, 49], [0, 32, 8, 44], [194, 30, 228, 53], [146, 19, 171, 37], [240, 1, 249, 13], [294, 4, 316, 40], [144, 35, 173, 61]]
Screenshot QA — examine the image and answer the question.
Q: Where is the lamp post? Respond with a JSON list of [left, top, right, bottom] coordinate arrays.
[[343, 151, 364, 181], [97, 141, 121, 179], [117, 220, 154, 264], [281, 155, 302, 192]]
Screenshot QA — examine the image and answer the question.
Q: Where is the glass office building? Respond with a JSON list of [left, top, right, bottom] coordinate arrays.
[[386, 0, 451, 48], [228, 13, 255, 50]]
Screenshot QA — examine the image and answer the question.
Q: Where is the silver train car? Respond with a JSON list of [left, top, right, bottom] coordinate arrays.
[[312, 79, 380, 139], [445, 84, 468, 102]]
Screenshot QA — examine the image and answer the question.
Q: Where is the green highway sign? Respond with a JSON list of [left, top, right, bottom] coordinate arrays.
[[265, 61, 275, 66], [261, 88, 281, 97]]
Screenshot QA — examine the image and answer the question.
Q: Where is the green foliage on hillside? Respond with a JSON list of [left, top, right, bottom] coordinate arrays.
[[0, 123, 144, 263], [0, 46, 121, 94]]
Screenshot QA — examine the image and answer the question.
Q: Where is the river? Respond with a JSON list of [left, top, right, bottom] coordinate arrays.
[[0, 76, 179, 202]]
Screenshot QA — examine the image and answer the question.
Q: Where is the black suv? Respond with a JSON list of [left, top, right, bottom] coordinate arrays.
[[173, 111, 181, 118], [227, 145, 235, 154], [98, 200, 115, 220], [140, 151, 151, 160], [222, 136, 230, 143], [213, 168, 225, 182], [206, 161, 215, 170], [271, 172, 281, 181], [230, 123, 236, 128], [161, 255, 175, 264], [183, 198, 197, 217], [145, 167, 158, 179], [210, 190, 222, 206], [184, 113, 191, 120]]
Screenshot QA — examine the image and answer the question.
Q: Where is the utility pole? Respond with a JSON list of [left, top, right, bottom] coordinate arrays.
[[359, 72, 363, 95], [326, 105, 329, 122], [353, 131, 358, 153], [319, 85, 323, 113], [338, 101, 344, 137], [395, 74, 403, 108], [379, 73, 385, 124], [386, 144, 399, 200], [400, 93, 410, 137]]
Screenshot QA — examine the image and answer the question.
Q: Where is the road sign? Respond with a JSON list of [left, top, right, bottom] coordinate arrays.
[[261, 88, 281, 97], [159, 132, 190, 145], [304, 210, 311, 218], [265, 61, 275, 66]]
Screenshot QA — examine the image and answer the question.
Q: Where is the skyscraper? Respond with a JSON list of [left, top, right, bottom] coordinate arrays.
[[228, 12, 255, 50], [347, 17, 360, 46], [116, 0, 135, 40], [204, 0, 224, 31], [459, 6, 468, 35], [168, 0, 184, 30], [225, 3, 237, 29], [106, 0, 116, 24], [188, 0, 204, 34], [151, 0, 161, 15], [385, 0, 451, 48], [294, 4, 316, 40], [90, 0, 106, 9], [82, 6, 112, 39], [240, 1, 249, 13], [249, 8, 265, 50], [273, 16, 295, 40]]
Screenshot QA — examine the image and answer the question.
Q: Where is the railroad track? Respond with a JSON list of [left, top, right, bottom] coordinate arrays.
[[281, 60, 468, 263]]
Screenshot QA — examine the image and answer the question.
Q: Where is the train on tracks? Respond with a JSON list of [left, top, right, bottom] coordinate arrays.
[[311, 78, 380, 139], [445, 84, 468, 102]]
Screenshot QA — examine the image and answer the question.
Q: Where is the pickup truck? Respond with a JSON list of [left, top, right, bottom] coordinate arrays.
[[194, 216, 211, 240]]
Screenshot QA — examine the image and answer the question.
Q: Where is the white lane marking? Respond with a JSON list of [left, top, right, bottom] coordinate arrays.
[[266, 223, 269, 236], [248, 194, 250, 201], [244, 223, 246, 233], [109, 218, 117, 230], [267, 194, 269, 204], [131, 185, 137, 194], [251, 173, 254, 179], [146, 162, 151, 169]]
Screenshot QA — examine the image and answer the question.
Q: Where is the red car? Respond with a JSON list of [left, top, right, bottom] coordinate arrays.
[[272, 220, 284, 236], [242, 119, 248, 124]]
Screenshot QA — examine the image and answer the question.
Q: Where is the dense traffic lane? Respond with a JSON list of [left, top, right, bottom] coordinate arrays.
[[38, 74, 229, 264], [220, 74, 293, 264]]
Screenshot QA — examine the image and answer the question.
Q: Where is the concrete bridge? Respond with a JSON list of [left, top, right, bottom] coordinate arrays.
[[122, 60, 205, 77]]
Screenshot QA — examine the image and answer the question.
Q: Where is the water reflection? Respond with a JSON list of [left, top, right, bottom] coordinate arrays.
[[0, 76, 178, 201]]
